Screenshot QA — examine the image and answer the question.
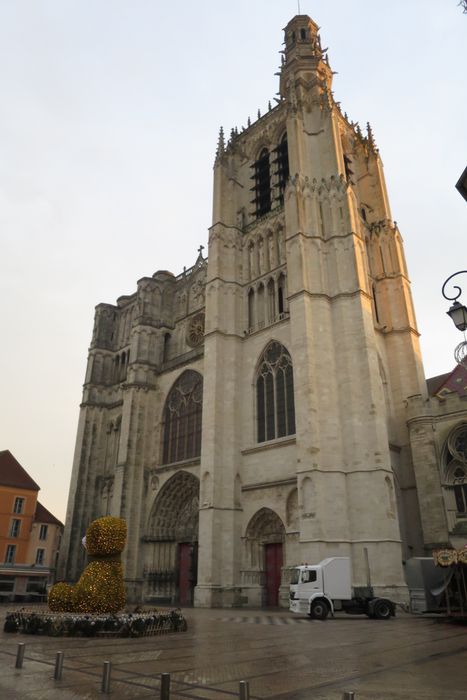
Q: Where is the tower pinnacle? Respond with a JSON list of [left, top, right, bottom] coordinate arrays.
[[279, 15, 333, 99]]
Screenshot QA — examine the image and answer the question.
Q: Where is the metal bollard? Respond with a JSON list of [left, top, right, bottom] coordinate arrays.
[[239, 680, 250, 700], [160, 672, 171, 699], [54, 651, 64, 680], [101, 661, 111, 694], [343, 692, 355, 700], [15, 643, 25, 669]]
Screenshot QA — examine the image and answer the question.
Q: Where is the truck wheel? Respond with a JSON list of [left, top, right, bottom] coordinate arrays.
[[373, 599, 392, 620], [309, 600, 329, 620]]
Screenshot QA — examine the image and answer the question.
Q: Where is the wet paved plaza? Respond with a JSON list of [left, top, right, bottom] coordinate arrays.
[[1, 607, 467, 699]]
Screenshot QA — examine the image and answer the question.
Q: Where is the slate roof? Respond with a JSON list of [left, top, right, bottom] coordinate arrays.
[[0, 450, 40, 491], [34, 501, 63, 528], [427, 364, 467, 398]]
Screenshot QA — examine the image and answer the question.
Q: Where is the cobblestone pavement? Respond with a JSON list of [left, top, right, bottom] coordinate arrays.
[[1, 606, 467, 699]]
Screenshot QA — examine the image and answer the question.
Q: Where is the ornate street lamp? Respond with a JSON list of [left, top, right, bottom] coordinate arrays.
[[442, 271, 467, 368]]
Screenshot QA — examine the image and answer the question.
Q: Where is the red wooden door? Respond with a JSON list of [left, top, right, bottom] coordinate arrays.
[[178, 543, 197, 606], [265, 543, 283, 607]]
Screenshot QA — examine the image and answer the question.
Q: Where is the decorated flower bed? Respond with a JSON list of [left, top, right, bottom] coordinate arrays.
[[3, 517, 188, 638], [3, 609, 187, 637]]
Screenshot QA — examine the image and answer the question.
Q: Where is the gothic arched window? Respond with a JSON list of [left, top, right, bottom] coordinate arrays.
[[274, 133, 289, 206], [453, 466, 467, 513], [251, 148, 271, 219], [443, 424, 467, 516], [162, 370, 203, 464], [256, 341, 295, 443]]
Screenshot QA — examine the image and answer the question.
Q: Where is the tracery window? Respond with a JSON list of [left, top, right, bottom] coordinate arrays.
[[162, 370, 203, 464], [256, 341, 295, 443], [444, 424, 467, 516], [453, 467, 467, 513]]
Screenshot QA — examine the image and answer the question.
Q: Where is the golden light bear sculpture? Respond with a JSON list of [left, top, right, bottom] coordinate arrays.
[[49, 516, 127, 614]]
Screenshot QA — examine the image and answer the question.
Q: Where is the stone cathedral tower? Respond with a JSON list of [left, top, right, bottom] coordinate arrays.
[[60, 15, 427, 607]]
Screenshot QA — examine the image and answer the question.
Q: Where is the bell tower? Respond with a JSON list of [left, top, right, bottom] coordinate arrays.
[[196, 13, 426, 607], [61, 13, 429, 610]]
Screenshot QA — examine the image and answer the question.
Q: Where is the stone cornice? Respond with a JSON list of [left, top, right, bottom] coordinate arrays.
[[151, 458, 200, 474], [296, 466, 394, 476], [206, 277, 244, 288], [407, 404, 467, 427], [80, 399, 123, 409], [122, 382, 157, 392], [288, 288, 373, 304], [286, 227, 364, 246], [245, 262, 287, 287], [242, 477, 297, 492], [389, 443, 402, 453], [241, 436, 296, 455], [299, 537, 403, 545], [161, 347, 204, 373], [243, 206, 285, 235], [204, 330, 244, 341]]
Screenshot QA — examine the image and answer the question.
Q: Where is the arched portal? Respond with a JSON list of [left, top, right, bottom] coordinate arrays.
[[145, 471, 199, 606], [244, 508, 285, 607]]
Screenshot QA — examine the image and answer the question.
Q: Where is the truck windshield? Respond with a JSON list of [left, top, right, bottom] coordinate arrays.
[[290, 569, 300, 585]]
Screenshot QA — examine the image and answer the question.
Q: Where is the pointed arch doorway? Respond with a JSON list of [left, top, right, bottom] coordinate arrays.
[[245, 508, 285, 607], [146, 471, 199, 606]]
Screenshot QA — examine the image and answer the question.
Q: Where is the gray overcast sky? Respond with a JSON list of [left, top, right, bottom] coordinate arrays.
[[1, 1, 466, 522]]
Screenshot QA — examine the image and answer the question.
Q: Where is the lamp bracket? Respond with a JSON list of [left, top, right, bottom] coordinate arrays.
[[441, 271, 467, 302]]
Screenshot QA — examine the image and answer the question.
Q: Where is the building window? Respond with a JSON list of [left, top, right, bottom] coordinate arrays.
[[162, 370, 203, 465], [251, 148, 271, 219], [256, 341, 296, 443], [26, 577, 47, 594], [5, 545, 16, 564], [35, 549, 45, 566], [9, 519, 21, 538], [250, 135, 289, 219], [13, 497, 24, 514], [39, 524, 48, 541], [453, 467, 467, 513], [278, 273, 286, 315], [0, 575, 15, 592], [274, 133, 289, 206], [444, 424, 467, 518]]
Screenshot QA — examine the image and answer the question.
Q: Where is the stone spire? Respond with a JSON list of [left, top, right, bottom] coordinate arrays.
[[215, 126, 225, 161], [366, 122, 378, 152]]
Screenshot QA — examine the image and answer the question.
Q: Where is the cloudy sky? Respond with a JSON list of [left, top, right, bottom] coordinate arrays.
[[1, 0, 466, 522]]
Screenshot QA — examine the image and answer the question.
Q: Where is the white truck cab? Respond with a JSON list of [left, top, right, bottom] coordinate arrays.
[[289, 557, 395, 620]]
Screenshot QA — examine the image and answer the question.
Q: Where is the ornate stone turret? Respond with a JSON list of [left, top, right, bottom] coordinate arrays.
[[280, 15, 333, 101]]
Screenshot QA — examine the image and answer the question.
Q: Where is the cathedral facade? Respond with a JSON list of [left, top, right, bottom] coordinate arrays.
[[60, 15, 432, 607]]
